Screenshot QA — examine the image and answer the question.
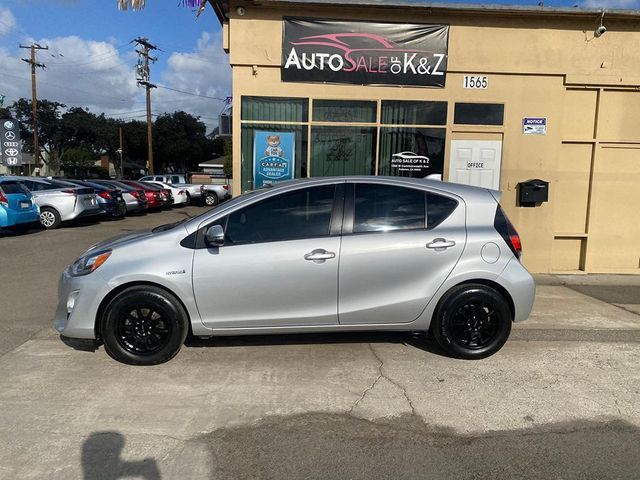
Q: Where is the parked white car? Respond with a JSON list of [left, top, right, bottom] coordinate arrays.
[[139, 174, 203, 204], [5, 176, 101, 229], [142, 181, 189, 206]]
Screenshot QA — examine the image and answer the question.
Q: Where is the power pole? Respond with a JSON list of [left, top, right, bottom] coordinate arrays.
[[20, 43, 48, 176], [118, 126, 124, 178], [133, 37, 157, 175]]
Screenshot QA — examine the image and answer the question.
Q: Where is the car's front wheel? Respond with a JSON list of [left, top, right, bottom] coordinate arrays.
[[431, 284, 512, 359], [101, 286, 189, 365]]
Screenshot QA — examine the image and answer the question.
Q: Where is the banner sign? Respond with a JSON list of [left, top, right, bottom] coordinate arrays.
[[253, 131, 296, 189], [282, 18, 448, 87], [0, 119, 23, 167], [523, 117, 547, 135]]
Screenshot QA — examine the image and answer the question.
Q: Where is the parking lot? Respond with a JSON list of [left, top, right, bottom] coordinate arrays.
[[1, 209, 640, 479]]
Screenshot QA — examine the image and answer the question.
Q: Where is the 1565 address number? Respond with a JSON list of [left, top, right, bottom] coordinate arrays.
[[463, 75, 488, 89]]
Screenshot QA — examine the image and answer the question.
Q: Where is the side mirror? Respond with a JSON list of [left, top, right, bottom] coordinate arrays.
[[204, 224, 225, 247]]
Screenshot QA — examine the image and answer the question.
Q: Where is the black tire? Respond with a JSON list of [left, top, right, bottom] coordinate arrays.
[[431, 284, 512, 360], [204, 193, 219, 207], [101, 286, 189, 365], [40, 207, 61, 229], [184, 192, 191, 206]]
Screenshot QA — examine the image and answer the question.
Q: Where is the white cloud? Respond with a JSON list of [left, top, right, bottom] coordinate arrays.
[[155, 31, 232, 132], [0, 35, 142, 116], [0, 30, 232, 132], [0, 6, 16, 36], [582, 0, 640, 7]]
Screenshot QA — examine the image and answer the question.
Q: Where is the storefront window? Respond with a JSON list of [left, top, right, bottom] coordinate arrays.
[[241, 123, 308, 192], [241, 96, 309, 122], [454, 103, 504, 125], [310, 126, 377, 177], [378, 127, 446, 178], [381, 100, 447, 125], [312, 100, 377, 123]]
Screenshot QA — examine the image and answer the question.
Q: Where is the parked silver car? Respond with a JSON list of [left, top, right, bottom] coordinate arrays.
[[54, 177, 535, 365], [6, 176, 101, 229]]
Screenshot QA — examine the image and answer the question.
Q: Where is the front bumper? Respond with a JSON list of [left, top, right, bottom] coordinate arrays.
[[53, 269, 110, 339]]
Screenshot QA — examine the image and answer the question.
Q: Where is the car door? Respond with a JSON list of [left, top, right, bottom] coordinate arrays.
[[338, 181, 465, 325], [192, 183, 344, 328]]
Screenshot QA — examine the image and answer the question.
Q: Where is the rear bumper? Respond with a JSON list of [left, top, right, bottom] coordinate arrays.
[[497, 257, 536, 322], [0, 206, 40, 227]]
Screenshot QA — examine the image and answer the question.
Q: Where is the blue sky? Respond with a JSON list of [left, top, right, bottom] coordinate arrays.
[[0, 0, 635, 130]]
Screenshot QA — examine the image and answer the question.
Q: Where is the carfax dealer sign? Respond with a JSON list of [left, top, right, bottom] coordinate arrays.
[[282, 18, 449, 87]]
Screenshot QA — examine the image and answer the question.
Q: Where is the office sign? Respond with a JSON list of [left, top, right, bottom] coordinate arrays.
[[253, 131, 296, 189], [1, 119, 23, 167], [282, 18, 448, 87], [523, 117, 547, 135]]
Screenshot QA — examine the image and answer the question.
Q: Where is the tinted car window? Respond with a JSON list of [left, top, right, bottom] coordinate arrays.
[[225, 185, 335, 244], [427, 192, 459, 229], [0, 182, 28, 195], [171, 176, 181, 184], [353, 184, 425, 233]]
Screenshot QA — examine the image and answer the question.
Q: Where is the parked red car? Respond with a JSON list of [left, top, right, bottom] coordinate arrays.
[[119, 180, 166, 210]]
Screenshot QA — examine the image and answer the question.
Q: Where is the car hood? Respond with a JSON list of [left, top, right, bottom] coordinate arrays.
[[85, 229, 154, 253]]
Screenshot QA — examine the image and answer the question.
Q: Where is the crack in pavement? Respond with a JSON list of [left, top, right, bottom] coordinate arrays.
[[348, 343, 417, 417]]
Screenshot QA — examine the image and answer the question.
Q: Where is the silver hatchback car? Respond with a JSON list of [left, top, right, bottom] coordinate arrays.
[[54, 177, 535, 365]]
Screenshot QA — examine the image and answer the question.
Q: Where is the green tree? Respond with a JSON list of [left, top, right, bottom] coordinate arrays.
[[153, 111, 213, 172]]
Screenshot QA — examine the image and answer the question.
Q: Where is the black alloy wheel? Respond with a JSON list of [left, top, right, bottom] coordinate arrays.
[[116, 306, 172, 355], [101, 286, 189, 365], [431, 284, 512, 359]]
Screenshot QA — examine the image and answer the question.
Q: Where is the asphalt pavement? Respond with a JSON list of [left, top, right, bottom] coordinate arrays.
[[1, 209, 639, 479]]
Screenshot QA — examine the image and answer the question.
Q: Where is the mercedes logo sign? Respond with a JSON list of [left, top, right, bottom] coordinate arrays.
[[4, 131, 16, 140]]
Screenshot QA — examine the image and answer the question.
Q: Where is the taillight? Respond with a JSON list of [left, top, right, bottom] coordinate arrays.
[[494, 205, 522, 259], [62, 189, 77, 195], [0, 190, 7, 207], [98, 191, 113, 200], [222, 185, 229, 190]]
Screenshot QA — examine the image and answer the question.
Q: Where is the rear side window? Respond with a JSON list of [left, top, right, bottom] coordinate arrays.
[[426, 192, 458, 229], [171, 176, 181, 184], [155, 176, 164, 182], [353, 184, 425, 233], [225, 185, 336, 244], [0, 182, 27, 195]]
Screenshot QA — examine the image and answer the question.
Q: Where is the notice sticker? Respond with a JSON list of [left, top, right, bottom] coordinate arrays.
[[523, 117, 547, 135]]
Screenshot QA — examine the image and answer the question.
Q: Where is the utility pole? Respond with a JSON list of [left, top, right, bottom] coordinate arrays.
[[133, 37, 157, 175], [116, 126, 124, 179], [20, 43, 48, 176]]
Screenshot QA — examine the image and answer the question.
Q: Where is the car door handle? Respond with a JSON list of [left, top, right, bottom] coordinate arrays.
[[304, 249, 336, 263], [426, 238, 456, 251]]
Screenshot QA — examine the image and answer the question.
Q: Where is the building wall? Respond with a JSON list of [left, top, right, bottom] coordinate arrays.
[[225, 2, 640, 274]]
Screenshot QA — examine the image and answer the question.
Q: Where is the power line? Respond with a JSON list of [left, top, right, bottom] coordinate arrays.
[[154, 84, 227, 100]]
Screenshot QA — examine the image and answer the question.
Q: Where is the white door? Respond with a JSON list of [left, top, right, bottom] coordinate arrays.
[[448, 139, 503, 190]]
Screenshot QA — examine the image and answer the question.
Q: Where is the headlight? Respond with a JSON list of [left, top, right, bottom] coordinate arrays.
[[69, 249, 112, 277]]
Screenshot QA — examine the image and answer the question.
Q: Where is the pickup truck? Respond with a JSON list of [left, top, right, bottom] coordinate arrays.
[[138, 174, 230, 206]]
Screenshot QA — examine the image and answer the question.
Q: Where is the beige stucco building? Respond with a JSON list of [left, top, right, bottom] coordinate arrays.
[[210, 0, 640, 274]]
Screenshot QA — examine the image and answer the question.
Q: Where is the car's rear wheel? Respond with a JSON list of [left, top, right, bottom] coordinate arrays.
[[101, 286, 189, 365], [40, 207, 61, 229], [204, 193, 219, 206], [431, 284, 511, 359], [184, 192, 191, 206]]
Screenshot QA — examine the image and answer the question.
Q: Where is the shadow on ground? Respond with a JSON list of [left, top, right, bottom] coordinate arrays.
[[82, 431, 161, 480], [185, 331, 451, 357], [198, 413, 640, 479]]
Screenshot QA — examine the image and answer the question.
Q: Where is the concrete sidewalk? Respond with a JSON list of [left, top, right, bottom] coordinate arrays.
[[0, 282, 639, 479]]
